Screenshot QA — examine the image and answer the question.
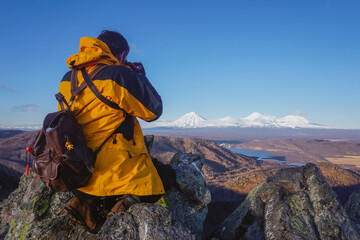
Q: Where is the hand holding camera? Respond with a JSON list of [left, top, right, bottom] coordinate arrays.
[[125, 61, 146, 76]]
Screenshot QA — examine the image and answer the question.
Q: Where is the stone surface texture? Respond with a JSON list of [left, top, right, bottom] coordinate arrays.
[[0, 151, 210, 240], [211, 163, 360, 240]]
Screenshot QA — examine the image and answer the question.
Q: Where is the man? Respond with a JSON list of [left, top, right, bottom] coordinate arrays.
[[59, 30, 165, 232]]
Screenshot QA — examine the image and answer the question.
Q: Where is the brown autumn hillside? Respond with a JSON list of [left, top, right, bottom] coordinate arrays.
[[1, 131, 360, 205], [0, 132, 282, 201], [233, 138, 360, 167], [150, 136, 281, 190], [0, 130, 24, 139], [224, 161, 360, 204], [0, 131, 38, 200]]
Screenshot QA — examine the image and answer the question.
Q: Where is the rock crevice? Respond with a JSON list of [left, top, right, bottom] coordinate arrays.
[[211, 164, 360, 240], [0, 151, 210, 240]]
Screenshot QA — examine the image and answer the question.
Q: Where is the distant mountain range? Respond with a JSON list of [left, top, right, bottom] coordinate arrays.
[[0, 124, 41, 131], [141, 111, 330, 129], [0, 111, 341, 131]]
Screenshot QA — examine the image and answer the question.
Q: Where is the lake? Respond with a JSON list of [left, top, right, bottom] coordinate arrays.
[[230, 148, 305, 166]]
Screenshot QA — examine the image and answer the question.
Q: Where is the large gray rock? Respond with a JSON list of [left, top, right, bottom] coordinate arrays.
[[157, 153, 211, 237], [211, 163, 360, 240], [0, 172, 74, 240], [345, 191, 360, 233], [0, 152, 210, 240], [98, 203, 196, 240]]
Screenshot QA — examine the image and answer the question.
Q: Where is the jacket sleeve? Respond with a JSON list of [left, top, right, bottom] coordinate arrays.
[[111, 66, 163, 122]]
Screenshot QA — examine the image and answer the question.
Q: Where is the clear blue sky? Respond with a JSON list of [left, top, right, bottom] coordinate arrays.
[[0, 0, 359, 129]]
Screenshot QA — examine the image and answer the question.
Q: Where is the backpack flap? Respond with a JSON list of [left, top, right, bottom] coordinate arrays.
[[32, 109, 95, 192]]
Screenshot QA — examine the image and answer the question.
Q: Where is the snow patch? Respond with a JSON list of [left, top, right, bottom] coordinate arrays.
[[171, 112, 206, 128], [140, 111, 331, 129]]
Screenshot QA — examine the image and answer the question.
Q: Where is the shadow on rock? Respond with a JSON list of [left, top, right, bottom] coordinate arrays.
[[0, 151, 211, 240], [210, 163, 360, 240]]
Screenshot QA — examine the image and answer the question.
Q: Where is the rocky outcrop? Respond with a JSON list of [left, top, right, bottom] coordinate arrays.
[[150, 136, 264, 184], [163, 153, 211, 236], [0, 151, 210, 239], [211, 163, 360, 240], [97, 203, 196, 240], [3, 132, 360, 239], [345, 191, 360, 233]]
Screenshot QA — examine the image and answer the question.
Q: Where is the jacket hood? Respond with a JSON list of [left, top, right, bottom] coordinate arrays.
[[66, 37, 121, 69]]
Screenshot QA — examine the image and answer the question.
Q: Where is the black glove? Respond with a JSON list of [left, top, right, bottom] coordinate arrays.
[[125, 61, 146, 76]]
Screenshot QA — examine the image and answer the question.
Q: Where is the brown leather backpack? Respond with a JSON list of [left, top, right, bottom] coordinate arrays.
[[28, 65, 134, 192]]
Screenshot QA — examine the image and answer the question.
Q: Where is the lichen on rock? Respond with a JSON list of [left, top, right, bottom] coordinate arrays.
[[345, 191, 360, 233], [0, 143, 210, 240], [211, 163, 360, 240], [162, 153, 211, 237]]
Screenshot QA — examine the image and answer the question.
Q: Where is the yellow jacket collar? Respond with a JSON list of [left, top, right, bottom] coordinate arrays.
[[66, 37, 121, 69]]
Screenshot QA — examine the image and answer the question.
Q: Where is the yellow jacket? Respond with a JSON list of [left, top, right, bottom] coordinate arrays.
[[58, 37, 164, 196]]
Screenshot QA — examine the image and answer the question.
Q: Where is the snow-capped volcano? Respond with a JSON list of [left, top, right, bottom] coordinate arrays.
[[278, 115, 312, 128], [242, 112, 279, 128], [140, 111, 329, 129], [171, 112, 206, 128]]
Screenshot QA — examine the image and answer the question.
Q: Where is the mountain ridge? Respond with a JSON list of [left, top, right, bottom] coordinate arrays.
[[141, 111, 333, 129], [1, 112, 355, 130]]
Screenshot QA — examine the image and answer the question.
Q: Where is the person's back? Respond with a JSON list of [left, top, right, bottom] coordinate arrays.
[[59, 30, 165, 232]]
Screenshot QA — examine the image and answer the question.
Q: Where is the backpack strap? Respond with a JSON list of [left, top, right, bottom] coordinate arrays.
[[70, 69, 80, 101], [55, 65, 135, 157], [80, 68, 122, 111], [56, 65, 107, 110], [80, 67, 135, 154], [93, 113, 135, 156], [55, 92, 70, 111], [70, 65, 107, 102]]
